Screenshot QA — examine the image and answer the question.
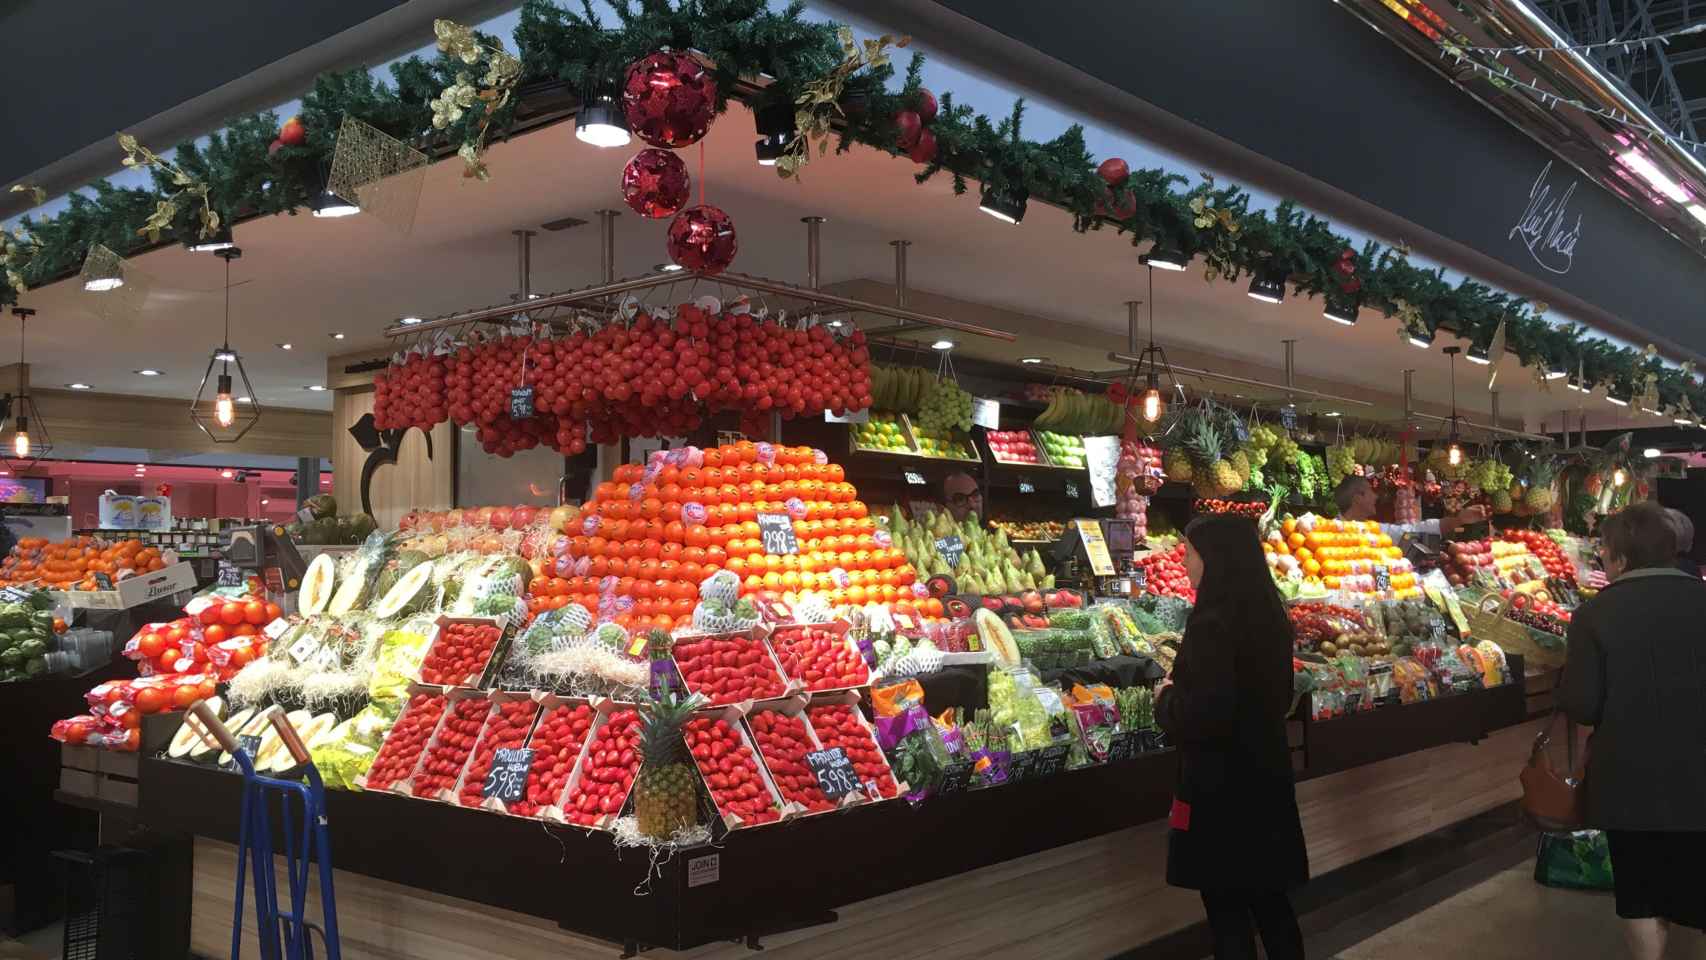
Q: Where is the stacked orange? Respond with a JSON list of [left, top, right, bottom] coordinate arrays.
[[1276, 518, 1414, 592], [0, 536, 166, 590], [549, 441, 917, 631]]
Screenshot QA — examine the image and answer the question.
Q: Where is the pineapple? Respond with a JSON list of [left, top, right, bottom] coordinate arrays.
[[1525, 461, 1558, 512], [1491, 489, 1513, 514], [1228, 449, 1251, 489], [1211, 460, 1242, 496], [1162, 449, 1193, 483], [634, 690, 704, 840]]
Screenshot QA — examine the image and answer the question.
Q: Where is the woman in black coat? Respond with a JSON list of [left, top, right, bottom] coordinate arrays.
[[1157, 515, 1308, 960], [1561, 501, 1706, 960]]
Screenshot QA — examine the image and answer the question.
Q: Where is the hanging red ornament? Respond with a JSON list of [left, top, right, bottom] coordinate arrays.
[[621, 148, 690, 219], [1097, 157, 1130, 186], [667, 204, 738, 275], [908, 128, 938, 165], [894, 110, 922, 149], [622, 51, 717, 149], [914, 89, 939, 124], [156, 483, 172, 497]]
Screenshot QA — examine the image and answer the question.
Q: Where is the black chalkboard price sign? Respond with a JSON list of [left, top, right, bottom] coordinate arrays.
[[222, 734, 264, 771], [756, 513, 798, 555], [937, 757, 975, 795], [1106, 730, 1144, 763], [804, 746, 860, 800], [1033, 743, 1070, 778], [934, 534, 964, 568], [482, 747, 534, 803], [509, 386, 534, 420]]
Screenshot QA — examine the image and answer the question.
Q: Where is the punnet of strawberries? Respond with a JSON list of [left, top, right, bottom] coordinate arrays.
[[456, 699, 540, 808], [767, 625, 869, 691], [420, 621, 503, 686], [559, 708, 641, 826], [365, 692, 447, 791], [672, 634, 788, 705], [805, 704, 899, 799], [748, 710, 836, 814], [1137, 543, 1196, 603], [685, 716, 781, 825], [411, 697, 488, 798], [508, 701, 593, 817]]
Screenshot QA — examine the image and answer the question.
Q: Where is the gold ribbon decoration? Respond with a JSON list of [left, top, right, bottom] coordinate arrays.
[[1486, 315, 1507, 390]]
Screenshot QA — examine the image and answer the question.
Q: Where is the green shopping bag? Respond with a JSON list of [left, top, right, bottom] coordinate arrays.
[[1534, 830, 1615, 891]]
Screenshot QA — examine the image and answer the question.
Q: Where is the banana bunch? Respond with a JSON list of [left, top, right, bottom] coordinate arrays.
[[1034, 388, 1123, 433], [1349, 434, 1399, 466], [870, 365, 935, 413]]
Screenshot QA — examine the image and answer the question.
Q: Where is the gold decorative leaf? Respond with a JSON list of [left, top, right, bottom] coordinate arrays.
[[8, 184, 46, 205]]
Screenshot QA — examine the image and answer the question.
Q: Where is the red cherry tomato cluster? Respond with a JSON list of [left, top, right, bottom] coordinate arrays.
[[1193, 498, 1265, 518], [365, 693, 447, 791], [672, 635, 787, 705], [768, 626, 868, 691], [1501, 529, 1577, 584], [747, 711, 834, 814], [559, 708, 641, 826], [443, 307, 873, 458], [805, 704, 899, 798], [509, 702, 594, 817], [685, 717, 779, 825], [1137, 543, 1196, 603], [420, 621, 502, 686], [457, 700, 540, 808], [411, 697, 487, 798], [373, 351, 448, 432]]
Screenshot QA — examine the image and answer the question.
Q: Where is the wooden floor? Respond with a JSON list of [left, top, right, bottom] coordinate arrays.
[[190, 718, 1543, 960]]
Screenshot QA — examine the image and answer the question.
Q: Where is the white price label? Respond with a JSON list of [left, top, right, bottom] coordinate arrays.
[[1082, 435, 1121, 509], [825, 408, 870, 424], [263, 617, 293, 641], [971, 397, 1000, 430], [286, 633, 321, 665]]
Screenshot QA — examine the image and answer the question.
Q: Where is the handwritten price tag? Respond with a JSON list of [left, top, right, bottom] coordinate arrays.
[[481, 747, 534, 802], [804, 747, 860, 800], [757, 513, 798, 555]]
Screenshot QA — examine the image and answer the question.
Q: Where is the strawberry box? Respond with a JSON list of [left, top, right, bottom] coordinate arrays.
[[408, 690, 492, 800], [765, 621, 869, 693], [685, 704, 786, 829], [451, 692, 542, 810], [670, 628, 795, 707], [359, 687, 450, 794], [745, 696, 859, 817], [504, 694, 594, 819], [804, 692, 904, 801], [547, 699, 642, 831], [417, 615, 510, 687]]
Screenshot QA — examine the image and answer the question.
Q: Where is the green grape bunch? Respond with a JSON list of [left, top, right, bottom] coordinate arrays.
[[917, 378, 973, 432], [1325, 444, 1357, 486]]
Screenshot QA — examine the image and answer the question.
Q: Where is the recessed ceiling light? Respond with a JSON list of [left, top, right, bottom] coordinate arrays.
[[260, 498, 270, 506], [135, 369, 162, 376], [1324, 411, 1342, 418], [398, 317, 423, 326], [329, 332, 346, 340], [1020, 357, 1046, 364], [1644, 447, 1662, 458], [277, 342, 293, 350], [213, 349, 237, 362], [236, 396, 253, 404], [65, 383, 91, 390], [305, 385, 327, 392], [931, 339, 955, 351]]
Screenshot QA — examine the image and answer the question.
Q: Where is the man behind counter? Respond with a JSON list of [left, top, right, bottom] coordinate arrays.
[[1332, 475, 1487, 540], [942, 471, 984, 524]]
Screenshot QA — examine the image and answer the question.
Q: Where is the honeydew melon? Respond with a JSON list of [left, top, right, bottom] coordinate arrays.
[[217, 709, 274, 767], [166, 697, 225, 759], [370, 561, 435, 620], [973, 608, 1020, 665], [256, 709, 323, 773], [327, 552, 384, 616], [299, 553, 338, 616], [192, 706, 252, 763]]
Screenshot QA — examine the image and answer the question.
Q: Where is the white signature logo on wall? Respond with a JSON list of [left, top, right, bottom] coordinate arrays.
[[1508, 160, 1583, 274]]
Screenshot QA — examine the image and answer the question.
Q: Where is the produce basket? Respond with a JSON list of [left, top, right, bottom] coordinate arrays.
[[405, 688, 494, 801], [1462, 593, 1564, 669], [804, 690, 905, 802], [670, 627, 797, 706], [899, 414, 982, 463], [684, 703, 788, 829], [356, 685, 450, 794], [501, 694, 594, 819], [745, 695, 865, 818], [416, 615, 510, 688], [848, 411, 920, 457], [546, 698, 641, 831], [765, 620, 869, 694], [56, 847, 148, 960]]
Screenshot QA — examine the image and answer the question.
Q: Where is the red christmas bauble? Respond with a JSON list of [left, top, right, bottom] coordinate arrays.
[[914, 89, 939, 124], [909, 128, 938, 165], [894, 110, 922, 149], [621, 148, 690, 219], [1097, 157, 1130, 186], [666, 205, 738, 275], [623, 51, 717, 149]]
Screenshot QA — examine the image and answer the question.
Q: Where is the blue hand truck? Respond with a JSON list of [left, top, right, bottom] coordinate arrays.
[[187, 701, 341, 960]]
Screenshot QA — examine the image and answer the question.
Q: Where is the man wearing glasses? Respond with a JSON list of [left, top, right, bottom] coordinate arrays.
[[943, 471, 984, 524]]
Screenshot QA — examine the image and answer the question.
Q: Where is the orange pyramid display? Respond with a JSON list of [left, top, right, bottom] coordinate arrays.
[[552, 441, 918, 632]]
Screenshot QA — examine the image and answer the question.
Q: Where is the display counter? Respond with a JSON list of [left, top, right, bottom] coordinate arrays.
[[130, 673, 1529, 959]]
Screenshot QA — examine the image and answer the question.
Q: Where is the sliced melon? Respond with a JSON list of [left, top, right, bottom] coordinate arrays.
[[326, 549, 386, 616], [974, 608, 1020, 665], [217, 709, 274, 767], [167, 696, 225, 759], [370, 560, 435, 620], [300, 553, 338, 616], [256, 709, 317, 773], [195, 706, 254, 763]]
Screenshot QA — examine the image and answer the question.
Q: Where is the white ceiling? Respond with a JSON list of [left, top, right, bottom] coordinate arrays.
[[9, 101, 1661, 438]]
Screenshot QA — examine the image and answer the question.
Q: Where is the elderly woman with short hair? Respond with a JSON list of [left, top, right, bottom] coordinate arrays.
[[1666, 507, 1700, 578]]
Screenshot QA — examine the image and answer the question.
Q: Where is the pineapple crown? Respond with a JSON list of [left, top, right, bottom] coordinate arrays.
[[636, 689, 705, 762], [1184, 413, 1225, 466]]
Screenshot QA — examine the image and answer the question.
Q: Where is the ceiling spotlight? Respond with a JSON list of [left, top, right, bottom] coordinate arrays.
[[1407, 327, 1435, 349], [310, 187, 359, 218], [574, 92, 631, 148], [83, 276, 122, 293], [930, 340, 955, 351], [1139, 247, 1189, 272], [305, 385, 327, 392], [260, 498, 270, 507], [237, 396, 253, 404], [1246, 264, 1285, 304], [135, 369, 162, 376], [1467, 344, 1491, 365], [1020, 357, 1046, 364], [1607, 392, 1629, 406], [1644, 447, 1662, 458], [753, 101, 797, 166], [213, 348, 237, 362], [1545, 361, 1569, 380], [1323, 411, 1343, 417], [64, 383, 91, 390], [1323, 298, 1359, 326], [329, 332, 346, 340], [398, 317, 423, 326], [220, 468, 234, 479], [184, 225, 235, 253], [655, 263, 685, 273], [277, 343, 292, 350], [1614, 467, 1628, 486], [1676, 416, 1696, 426], [978, 182, 1028, 224]]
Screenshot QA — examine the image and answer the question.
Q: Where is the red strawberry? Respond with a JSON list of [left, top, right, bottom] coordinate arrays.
[[366, 693, 448, 791], [748, 711, 834, 814], [509, 702, 594, 817], [685, 717, 779, 824], [805, 704, 898, 798], [412, 697, 488, 797], [456, 699, 540, 807], [768, 626, 868, 692], [559, 708, 642, 826], [672, 635, 787, 706]]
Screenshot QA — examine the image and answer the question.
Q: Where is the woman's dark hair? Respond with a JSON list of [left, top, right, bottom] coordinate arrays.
[[1183, 514, 1293, 646], [1600, 500, 1677, 572]]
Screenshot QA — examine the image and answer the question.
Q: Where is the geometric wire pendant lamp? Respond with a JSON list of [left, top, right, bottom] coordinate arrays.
[[190, 247, 262, 443], [4, 307, 51, 470]]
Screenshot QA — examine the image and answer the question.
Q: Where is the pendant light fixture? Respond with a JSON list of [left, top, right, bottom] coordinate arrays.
[[191, 248, 262, 442], [575, 89, 631, 148], [1324, 294, 1360, 326], [1139, 245, 1189, 272], [1129, 266, 1179, 425], [1442, 346, 1464, 467], [4, 308, 50, 467], [978, 181, 1028, 224], [1246, 263, 1286, 304], [753, 101, 797, 166]]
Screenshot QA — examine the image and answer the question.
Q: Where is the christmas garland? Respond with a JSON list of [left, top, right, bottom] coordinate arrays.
[[1, 0, 1699, 417]]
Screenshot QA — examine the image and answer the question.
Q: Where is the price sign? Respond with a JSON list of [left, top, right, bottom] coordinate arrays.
[[481, 747, 534, 803], [509, 386, 534, 420], [1065, 482, 1081, 499], [1018, 480, 1036, 494], [312, 647, 340, 672], [1107, 730, 1144, 763], [1033, 743, 1070, 778], [286, 632, 321, 665], [263, 617, 294, 641], [1006, 750, 1038, 783], [1081, 435, 1121, 508], [934, 534, 964, 568], [0, 585, 34, 604], [756, 513, 798, 555], [93, 572, 115, 590], [804, 747, 861, 800], [216, 561, 243, 587], [1073, 519, 1115, 576], [938, 758, 975, 795], [824, 408, 870, 424], [222, 734, 264, 770], [1279, 406, 1298, 431], [1131, 566, 1147, 592], [1234, 419, 1251, 443], [903, 470, 926, 486], [1373, 566, 1391, 592], [893, 612, 916, 631], [971, 397, 1001, 430]]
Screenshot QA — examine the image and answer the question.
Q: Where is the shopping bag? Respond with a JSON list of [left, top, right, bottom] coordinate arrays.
[[1534, 829, 1614, 891]]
